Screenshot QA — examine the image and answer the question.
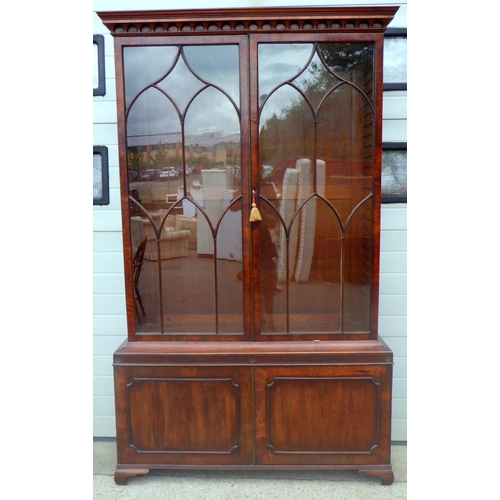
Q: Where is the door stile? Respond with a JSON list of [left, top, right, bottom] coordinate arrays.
[[113, 36, 136, 342], [239, 36, 254, 341], [251, 365, 256, 464], [369, 33, 385, 339], [248, 35, 262, 340]]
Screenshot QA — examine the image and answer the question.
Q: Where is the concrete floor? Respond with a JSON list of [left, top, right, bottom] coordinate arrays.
[[94, 440, 407, 499]]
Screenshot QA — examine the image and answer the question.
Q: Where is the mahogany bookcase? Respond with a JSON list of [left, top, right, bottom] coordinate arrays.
[[98, 5, 398, 485]]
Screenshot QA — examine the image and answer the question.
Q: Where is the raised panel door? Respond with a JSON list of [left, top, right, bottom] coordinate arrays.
[[254, 364, 392, 466], [114, 365, 254, 467]]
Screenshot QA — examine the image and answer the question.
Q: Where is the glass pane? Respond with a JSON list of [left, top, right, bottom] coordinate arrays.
[[317, 85, 373, 221], [125, 44, 242, 336], [292, 51, 341, 111], [184, 45, 240, 104], [318, 43, 374, 82], [93, 153, 103, 199], [382, 149, 407, 197], [258, 43, 313, 97], [124, 46, 178, 107], [259, 86, 314, 193], [157, 55, 205, 114], [258, 42, 374, 335], [384, 37, 407, 83], [185, 85, 241, 246], [258, 200, 283, 333], [93, 43, 99, 89], [217, 198, 244, 334], [289, 199, 342, 333], [343, 198, 372, 332]]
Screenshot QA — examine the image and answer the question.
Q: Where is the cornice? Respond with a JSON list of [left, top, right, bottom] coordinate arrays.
[[97, 6, 399, 37]]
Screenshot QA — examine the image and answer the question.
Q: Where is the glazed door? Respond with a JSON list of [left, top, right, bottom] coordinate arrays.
[[120, 34, 379, 340], [122, 36, 252, 340], [251, 35, 378, 340]]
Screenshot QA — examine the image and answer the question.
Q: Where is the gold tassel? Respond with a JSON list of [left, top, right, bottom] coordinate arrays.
[[249, 202, 262, 222], [249, 191, 262, 222]]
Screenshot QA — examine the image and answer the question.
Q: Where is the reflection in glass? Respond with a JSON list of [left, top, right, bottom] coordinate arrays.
[[343, 199, 373, 332], [258, 201, 282, 333], [382, 149, 407, 198], [184, 45, 240, 104], [124, 46, 178, 107], [157, 55, 205, 114], [258, 43, 313, 97], [93, 153, 103, 199], [217, 198, 244, 334], [383, 37, 407, 84], [93, 43, 99, 89], [184, 86, 240, 195], [317, 85, 372, 221], [127, 87, 181, 152], [318, 43, 374, 83], [259, 86, 314, 184], [292, 51, 341, 111], [185, 87, 241, 258], [258, 42, 374, 335]]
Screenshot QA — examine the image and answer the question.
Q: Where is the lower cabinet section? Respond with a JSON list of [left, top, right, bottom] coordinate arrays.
[[113, 340, 394, 485]]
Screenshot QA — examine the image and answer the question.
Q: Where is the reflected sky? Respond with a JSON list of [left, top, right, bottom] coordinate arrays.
[[123, 42, 372, 148], [183, 45, 239, 104], [124, 45, 240, 146], [124, 46, 178, 107], [258, 43, 314, 97]]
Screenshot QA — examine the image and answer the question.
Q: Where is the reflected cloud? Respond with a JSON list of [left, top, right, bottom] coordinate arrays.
[[125, 45, 241, 149]]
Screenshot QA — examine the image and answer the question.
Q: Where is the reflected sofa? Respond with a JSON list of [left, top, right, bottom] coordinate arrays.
[[130, 212, 194, 261]]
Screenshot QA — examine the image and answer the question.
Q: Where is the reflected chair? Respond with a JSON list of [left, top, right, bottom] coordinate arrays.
[[133, 236, 148, 323]]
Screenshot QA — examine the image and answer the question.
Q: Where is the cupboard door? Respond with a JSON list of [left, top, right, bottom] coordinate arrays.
[[115, 365, 254, 466], [254, 365, 392, 465]]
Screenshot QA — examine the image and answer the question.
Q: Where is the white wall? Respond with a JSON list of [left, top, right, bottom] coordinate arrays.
[[93, 0, 407, 440]]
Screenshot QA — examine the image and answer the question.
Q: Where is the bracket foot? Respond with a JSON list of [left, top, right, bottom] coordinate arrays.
[[114, 467, 150, 485], [359, 466, 394, 485]]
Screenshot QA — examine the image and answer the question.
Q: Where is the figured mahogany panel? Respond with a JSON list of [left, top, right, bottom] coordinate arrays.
[[254, 364, 392, 466], [128, 377, 240, 453], [266, 377, 379, 453], [115, 365, 253, 466]]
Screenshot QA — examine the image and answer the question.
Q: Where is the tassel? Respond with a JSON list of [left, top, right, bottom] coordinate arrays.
[[249, 190, 262, 222], [249, 202, 262, 222]]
